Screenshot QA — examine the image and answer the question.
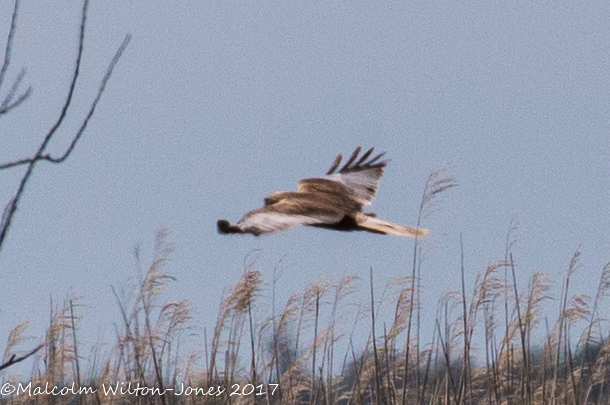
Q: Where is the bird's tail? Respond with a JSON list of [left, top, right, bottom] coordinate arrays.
[[356, 215, 429, 238]]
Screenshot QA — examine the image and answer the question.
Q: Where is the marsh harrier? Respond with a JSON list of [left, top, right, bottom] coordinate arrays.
[[217, 147, 428, 237]]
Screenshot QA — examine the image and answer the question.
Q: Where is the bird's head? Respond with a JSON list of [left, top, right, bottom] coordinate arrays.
[[217, 219, 243, 234]]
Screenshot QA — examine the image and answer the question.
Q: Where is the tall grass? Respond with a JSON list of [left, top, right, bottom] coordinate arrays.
[[2, 205, 610, 403]]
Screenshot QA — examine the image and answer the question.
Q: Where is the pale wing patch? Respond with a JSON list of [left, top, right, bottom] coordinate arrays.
[[326, 167, 384, 206], [238, 211, 335, 236], [321, 147, 387, 206]]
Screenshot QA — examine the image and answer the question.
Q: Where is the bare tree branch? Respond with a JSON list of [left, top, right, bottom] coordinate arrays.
[[48, 33, 131, 164], [0, 34, 131, 170], [0, 344, 43, 371], [0, 0, 130, 253], [0, 0, 31, 115], [0, 0, 19, 87]]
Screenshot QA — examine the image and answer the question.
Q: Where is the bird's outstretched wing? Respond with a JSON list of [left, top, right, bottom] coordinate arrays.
[[355, 214, 429, 237], [231, 211, 329, 236], [298, 146, 388, 206], [219, 195, 344, 236]]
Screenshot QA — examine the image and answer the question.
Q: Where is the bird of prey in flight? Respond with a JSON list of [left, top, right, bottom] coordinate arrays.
[[217, 147, 429, 237]]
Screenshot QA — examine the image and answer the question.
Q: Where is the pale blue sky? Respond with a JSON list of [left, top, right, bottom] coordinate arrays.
[[1, 0, 609, 371]]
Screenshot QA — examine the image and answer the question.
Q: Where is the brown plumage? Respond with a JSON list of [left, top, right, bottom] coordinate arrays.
[[217, 147, 429, 237]]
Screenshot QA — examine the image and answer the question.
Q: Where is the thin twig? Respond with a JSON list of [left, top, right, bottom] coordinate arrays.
[[0, 344, 43, 371], [0, 0, 31, 115]]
